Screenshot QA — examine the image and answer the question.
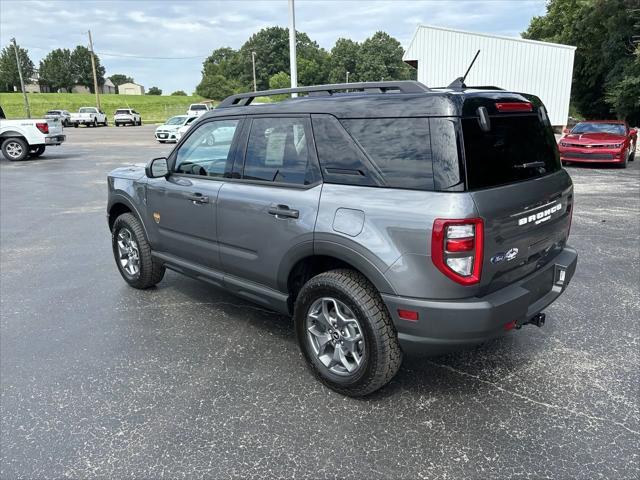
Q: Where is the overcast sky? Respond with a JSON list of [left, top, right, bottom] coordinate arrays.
[[0, 0, 547, 94]]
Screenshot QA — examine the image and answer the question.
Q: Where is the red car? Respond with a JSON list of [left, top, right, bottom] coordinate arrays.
[[558, 120, 637, 168]]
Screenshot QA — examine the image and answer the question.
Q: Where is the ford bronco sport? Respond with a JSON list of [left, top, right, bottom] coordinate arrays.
[[107, 81, 577, 396]]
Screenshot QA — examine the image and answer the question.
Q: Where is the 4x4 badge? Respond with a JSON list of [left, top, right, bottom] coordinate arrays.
[[491, 248, 519, 264]]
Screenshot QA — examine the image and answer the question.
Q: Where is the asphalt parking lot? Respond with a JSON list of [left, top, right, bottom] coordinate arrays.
[[1, 125, 639, 479]]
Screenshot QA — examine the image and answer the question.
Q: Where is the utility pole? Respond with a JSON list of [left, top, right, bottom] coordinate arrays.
[[251, 51, 257, 92], [87, 30, 101, 110], [11, 38, 30, 118], [346, 71, 349, 84], [288, 0, 298, 97]]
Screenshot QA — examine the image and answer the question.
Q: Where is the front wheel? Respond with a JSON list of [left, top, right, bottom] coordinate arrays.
[[294, 269, 402, 397], [111, 213, 165, 289], [1, 138, 30, 161]]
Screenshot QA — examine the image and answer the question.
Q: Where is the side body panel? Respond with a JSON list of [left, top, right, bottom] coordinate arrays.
[[315, 184, 479, 299]]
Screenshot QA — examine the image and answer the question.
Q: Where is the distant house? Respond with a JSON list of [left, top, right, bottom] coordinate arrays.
[[118, 82, 145, 95], [20, 70, 51, 93], [71, 85, 91, 94], [102, 78, 116, 94]]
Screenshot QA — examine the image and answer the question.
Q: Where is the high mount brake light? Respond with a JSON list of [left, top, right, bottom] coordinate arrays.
[[35, 122, 49, 134], [495, 102, 533, 113], [432, 218, 484, 285]]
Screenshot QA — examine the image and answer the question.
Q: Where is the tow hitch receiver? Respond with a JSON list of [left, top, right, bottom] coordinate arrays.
[[516, 313, 546, 329]]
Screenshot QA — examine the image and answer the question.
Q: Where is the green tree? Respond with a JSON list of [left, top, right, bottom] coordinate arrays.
[[606, 45, 640, 125], [0, 43, 35, 92], [39, 48, 75, 92], [356, 31, 415, 82], [71, 45, 105, 92], [328, 38, 360, 84], [238, 27, 329, 90], [196, 74, 242, 100], [147, 86, 162, 95], [109, 74, 134, 87], [202, 47, 243, 79], [269, 71, 291, 100], [523, 0, 639, 121], [171, 90, 187, 96]]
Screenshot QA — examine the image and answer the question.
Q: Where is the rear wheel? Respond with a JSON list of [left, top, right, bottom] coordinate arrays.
[[29, 145, 46, 157], [74, 123, 79, 128], [294, 269, 402, 397], [1, 138, 29, 161], [112, 213, 165, 289]]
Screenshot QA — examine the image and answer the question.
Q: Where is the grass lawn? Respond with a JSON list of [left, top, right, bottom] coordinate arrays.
[[0, 92, 210, 124]]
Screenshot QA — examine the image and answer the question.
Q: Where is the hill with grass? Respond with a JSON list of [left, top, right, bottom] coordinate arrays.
[[0, 92, 209, 124]]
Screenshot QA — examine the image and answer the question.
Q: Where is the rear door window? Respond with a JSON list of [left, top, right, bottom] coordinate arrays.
[[461, 114, 560, 190], [341, 118, 434, 191], [242, 117, 318, 186]]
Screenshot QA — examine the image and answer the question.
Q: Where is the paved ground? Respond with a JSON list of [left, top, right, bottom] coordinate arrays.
[[1, 126, 639, 479]]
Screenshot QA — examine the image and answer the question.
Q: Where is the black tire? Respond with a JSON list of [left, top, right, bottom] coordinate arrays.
[[629, 146, 635, 162], [29, 145, 46, 157], [1, 137, 29, 161], [74, 123, 79, 128], [294, 269, 402, 397], [618, 150, 629, 169], [138, 118, 142, 126], [111, 213, 165, 289], [158, 140, 166, 144], [92, 119, 97, 127]]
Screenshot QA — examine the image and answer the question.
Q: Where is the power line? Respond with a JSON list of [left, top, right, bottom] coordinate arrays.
[[20, 44, 206, 60]]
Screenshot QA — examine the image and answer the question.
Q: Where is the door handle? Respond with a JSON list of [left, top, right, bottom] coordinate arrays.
[[186, 193, 209, 204], [268, 204, 299, 219]]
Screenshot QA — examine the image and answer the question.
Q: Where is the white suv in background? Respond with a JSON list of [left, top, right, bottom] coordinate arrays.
[[114, 109, 142, 127], [187, 103, 210, 117]]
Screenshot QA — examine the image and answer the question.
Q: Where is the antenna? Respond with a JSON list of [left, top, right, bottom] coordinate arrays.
[[447, 50, 481, 89]]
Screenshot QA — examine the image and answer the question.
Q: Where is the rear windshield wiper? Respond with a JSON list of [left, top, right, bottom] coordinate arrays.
[[513, 161, 546, 169]]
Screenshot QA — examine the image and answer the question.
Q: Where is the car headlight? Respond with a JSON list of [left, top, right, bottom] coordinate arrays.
[[603, 143, 623, 148]]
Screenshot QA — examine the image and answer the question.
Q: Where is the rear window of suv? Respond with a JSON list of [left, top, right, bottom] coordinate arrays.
[[115, 110, 131, 115], [461, 114, 560, 190]]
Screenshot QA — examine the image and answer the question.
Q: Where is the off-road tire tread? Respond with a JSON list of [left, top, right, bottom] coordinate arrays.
[[295, 269, 402, 397], [112, 213, 165, 289]]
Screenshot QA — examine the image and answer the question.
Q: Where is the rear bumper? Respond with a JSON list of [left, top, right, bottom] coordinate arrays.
[[44, 135, 65, 145], [383, 246, 578, 354]]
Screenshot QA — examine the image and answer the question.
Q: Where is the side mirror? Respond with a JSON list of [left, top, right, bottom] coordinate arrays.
[[563, 127, 570, 134], [146, 157, 169, 178], [630, 128, 637, 137]]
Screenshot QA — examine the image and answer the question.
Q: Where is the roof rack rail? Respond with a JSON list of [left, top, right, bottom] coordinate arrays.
[[218, 81, 430, 107]]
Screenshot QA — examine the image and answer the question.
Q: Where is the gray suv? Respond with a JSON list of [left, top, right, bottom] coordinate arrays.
[[107, 81, 577, 396]]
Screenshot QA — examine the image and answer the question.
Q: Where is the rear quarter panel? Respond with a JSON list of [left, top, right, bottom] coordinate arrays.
[[315, 184, 480, 298]]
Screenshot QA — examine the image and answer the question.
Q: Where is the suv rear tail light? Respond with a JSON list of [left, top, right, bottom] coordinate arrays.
[[432, 218, 484, 285], [35, 122, 49, 134], [495, 102, 533, 113]]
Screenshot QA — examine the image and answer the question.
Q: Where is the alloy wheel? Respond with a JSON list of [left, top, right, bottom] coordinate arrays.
[[5, 141, 24, 159], [116, 228, 140, 276], [306, 297, 365, 376]]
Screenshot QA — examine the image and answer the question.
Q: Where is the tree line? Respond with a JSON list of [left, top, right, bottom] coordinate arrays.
[[195, 27, 416, 100], [523, 0, 639, 124], [0, 45, 169, 95]]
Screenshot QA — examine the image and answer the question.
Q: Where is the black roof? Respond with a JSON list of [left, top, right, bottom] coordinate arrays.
[[204, 81, 538, 120]]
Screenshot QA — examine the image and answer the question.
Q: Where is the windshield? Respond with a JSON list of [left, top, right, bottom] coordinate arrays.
[[79, 108, 96, 113], [190, 105, 207, 111], [166, 116, 187, 125], [115, 109, 130, 115], [571, 122, 625, 135], [462, 114, 561, 190]]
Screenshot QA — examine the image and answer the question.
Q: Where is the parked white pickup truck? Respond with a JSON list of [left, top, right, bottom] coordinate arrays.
[[0, 106, 66, 161], [70, 107, 108, 127]]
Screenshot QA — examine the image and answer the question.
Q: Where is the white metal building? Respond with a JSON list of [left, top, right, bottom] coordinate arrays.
[[118, 82, 145, 95], [403, 25, 576, 126]]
